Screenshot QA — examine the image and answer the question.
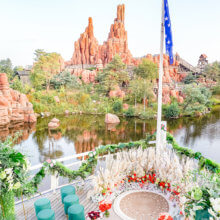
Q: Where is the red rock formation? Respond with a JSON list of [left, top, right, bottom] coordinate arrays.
[[72, 68, 97, 83], [0, 73, 36, 126], [109, 85, 125, 99], [48, 118, 60, 129], [69, 4, 132, 66], [100, 4, 132, 65], [71, 17, 99, 65], [123, 103, 129, 110], [105, 113, 120, 124]]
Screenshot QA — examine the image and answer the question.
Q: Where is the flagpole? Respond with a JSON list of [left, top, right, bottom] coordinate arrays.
[[156, 0, 165, 151]]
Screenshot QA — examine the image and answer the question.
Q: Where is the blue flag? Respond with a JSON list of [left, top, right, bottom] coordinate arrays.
[[164, 0, 173, 64]]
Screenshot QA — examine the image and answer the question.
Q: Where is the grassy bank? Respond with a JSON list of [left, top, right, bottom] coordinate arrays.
[[27, 88, 219, 120]]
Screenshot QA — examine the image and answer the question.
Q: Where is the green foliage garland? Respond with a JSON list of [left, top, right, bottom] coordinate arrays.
[[166, 132, 220, 174]]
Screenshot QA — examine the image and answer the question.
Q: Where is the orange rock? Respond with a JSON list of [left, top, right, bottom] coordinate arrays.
[[109, 86, 125, 98], [142, 98, 148, 106], [0, 73, 36, 126], [105, 113, 120, 124], [123, 103, 129, 110], [71, 17, 99, 65], [72, 68, 97, 84], [178, 96, 184, 103], [69, 4, 132, 66], [170, 90, 179, 99]]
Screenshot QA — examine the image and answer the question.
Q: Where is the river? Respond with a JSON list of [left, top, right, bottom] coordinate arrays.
[[1, 106, 219, 165]]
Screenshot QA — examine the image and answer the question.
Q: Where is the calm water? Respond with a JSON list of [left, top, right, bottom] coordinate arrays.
[[2, 106, 219, 165]]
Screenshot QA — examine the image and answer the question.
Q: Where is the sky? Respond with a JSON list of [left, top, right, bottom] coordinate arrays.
[[0, 0, 220, 67]]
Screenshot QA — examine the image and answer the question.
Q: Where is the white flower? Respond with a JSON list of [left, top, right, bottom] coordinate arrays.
[[179, 196, 187, 205], [208, 208, 218, 219], [210, 198, 220, 214], [13, 182, 21, 189], [5, 168, 13, 175]]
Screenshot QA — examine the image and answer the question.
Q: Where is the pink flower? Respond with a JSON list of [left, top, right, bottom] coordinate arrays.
[[46, 159, 51, 163], [50, 163, 54, 167]]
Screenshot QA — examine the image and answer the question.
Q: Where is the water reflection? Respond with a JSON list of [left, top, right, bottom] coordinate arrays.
[[1, 106, 219, 164]]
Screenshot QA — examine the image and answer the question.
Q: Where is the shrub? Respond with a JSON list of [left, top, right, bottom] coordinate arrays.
[[124, 106, 135, 117], [212, 84, 220, 95], [10, 76, 25, 93], [112, 100, 123, 113], [183, 85, 211, 115], [165, 102, 180, 118], [51, 71, 79, 89], [33, 102, 47, 113], [183, 73, 198, 84], [139, 109, 155, 119], [86, 67, 96, 71], [76, 93, 91, 105]]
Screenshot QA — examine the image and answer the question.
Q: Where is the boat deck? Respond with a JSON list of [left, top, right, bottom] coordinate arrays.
[[15, 179, 121, 220]]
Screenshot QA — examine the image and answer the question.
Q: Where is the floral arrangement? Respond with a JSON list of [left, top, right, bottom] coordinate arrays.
[[0, 134, 30, 219], [88, 145, 220, 219], [183, 170, 220, 219], [87, 210, 101, 220], [158, 213, 173, 220], [99, 201, 112, 217]]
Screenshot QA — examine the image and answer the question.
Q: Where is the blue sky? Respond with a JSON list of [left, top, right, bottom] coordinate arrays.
[[0, 0, 220, 67]]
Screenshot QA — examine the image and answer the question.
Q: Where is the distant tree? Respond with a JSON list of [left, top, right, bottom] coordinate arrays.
[[129, 79, 154, 111], [183, 73, 198, 84], [0, 58, 13, 80], [106, 54, 126, 72], [34, 49, 47, 61], [13, 66, 24, 73], [30, 68, 45, 90], [204, 61, 220, 82], [10, 76, 25, 93], [165, 102, 180, 118], [112, 99, 123, 113], [183, 85, 211, 115], [96, 55, 129, 95], [132, 59, 158, 111], [134, 58, 158, 82], [51, 70, 80, 89], [31, 50, 63, 90]]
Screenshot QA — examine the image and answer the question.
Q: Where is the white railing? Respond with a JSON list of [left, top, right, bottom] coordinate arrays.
[[16, 151, 93, 204]]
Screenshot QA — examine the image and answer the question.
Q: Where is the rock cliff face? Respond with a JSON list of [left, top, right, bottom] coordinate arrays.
[[71, 17, 99, 65], [0, 73, 36, 126], [66, 68, 97, 84], [70, 4, 132, 66], [100, 4, 132, 65]]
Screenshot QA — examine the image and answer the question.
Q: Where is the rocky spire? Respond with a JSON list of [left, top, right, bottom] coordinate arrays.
[[70, 4, 132, 66], [117, 4, 125, 23], [103, 4, 132, 65], [71, 17, 99, 65]]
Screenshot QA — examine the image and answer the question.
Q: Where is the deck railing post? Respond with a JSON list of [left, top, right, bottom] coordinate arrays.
[[51, 171, 59, 193]]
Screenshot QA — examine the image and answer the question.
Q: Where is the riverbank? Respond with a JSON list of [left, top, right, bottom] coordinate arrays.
[[29, 89, 220, 120]]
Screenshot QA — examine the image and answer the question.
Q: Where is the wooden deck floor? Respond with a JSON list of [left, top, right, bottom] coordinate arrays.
[[15, 179, 122, 220], [15, 179, 98, 220]]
